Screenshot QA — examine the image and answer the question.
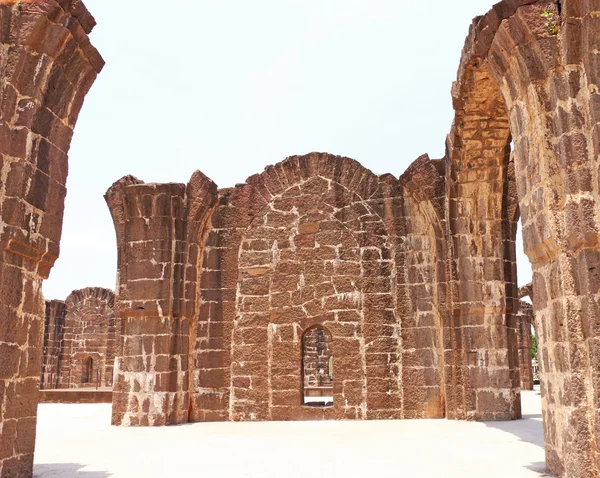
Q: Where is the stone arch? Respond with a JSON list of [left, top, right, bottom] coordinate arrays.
[[0, 2, 103, 474], [449, 1, 600, 475]]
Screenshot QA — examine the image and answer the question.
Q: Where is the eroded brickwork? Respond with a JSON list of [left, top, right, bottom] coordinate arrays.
[[0, 1, 102, 476]]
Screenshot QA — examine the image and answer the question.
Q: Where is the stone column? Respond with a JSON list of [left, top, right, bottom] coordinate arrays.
[[106, 172, 217, 426], [478, 1, 600, 475], [517, 300, 534, 391], [40, 300, 66, 390], [445, 63, 521, 421], [396, 156, 448, 419], [0, 2, 102, 476], [105, 181, 190, 426]]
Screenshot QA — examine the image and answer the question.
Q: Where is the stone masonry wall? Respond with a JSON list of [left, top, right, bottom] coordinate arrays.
[[107, 153, 497, 424], [0, 1, 102, 476], [225, 164, 403, 421], [40, 288, 117, 390], [57, 288, 116, 389]]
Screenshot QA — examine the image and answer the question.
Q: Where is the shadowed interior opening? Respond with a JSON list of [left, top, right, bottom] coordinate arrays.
[[82, 357, 94, 385], [302, 327, 333, 407]]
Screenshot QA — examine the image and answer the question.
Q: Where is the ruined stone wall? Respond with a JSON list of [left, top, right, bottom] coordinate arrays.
[[0, 1, 102, 476], [57, 288, 116, 389], [302, 327, 332, 388], [40, 300, 65, 390], [40, 289, 116, 390], [223, 159, 404, 421], [517, 300, 534, 391], [107, 153, 456, 424]]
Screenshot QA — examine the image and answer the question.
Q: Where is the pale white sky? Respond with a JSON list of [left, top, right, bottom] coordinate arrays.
[[43, 0, 533, 300]]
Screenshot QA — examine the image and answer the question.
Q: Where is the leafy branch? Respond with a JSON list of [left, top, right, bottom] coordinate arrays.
[[541, 11, 558, 35]]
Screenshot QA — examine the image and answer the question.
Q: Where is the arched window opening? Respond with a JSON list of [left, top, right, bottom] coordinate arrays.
[[302, 327, 333, 407], [82, 357, 93, 385]]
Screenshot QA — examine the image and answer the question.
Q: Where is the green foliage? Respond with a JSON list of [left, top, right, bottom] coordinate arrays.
[[531, 334, 538, 359], [541, 11, 558, 35]]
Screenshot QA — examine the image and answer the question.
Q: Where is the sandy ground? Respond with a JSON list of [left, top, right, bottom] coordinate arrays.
[[33, 388, 546, 478]]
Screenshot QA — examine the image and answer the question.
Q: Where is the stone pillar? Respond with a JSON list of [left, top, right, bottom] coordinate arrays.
[[517, 300, 534, 391], [0, 2, 102, 476], [445, 64, 521, 420], [105, 173, 217, 426], [396, 155, 448, 419], [472, 1, 600, 475], [105, 181, 189, 426], [40, 300, 66, 390]]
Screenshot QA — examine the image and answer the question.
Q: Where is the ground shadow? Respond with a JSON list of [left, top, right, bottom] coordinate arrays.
[[34, 463, 112, 477], [484, 415, 545, 448], [525, 462, 550, 476], [483, 411, 546, 476]]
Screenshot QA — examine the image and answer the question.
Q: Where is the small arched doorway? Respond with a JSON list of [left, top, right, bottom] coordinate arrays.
[[302, 327, 333, 407], [82, 357, 94, 385]]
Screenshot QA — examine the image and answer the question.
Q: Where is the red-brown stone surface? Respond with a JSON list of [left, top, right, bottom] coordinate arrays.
[[40, 288, 116, 390], [107, 154, 450, 424], [0, 1, 102, 476], [454, 1, 600, 475], [39, 299, 65, 390]]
